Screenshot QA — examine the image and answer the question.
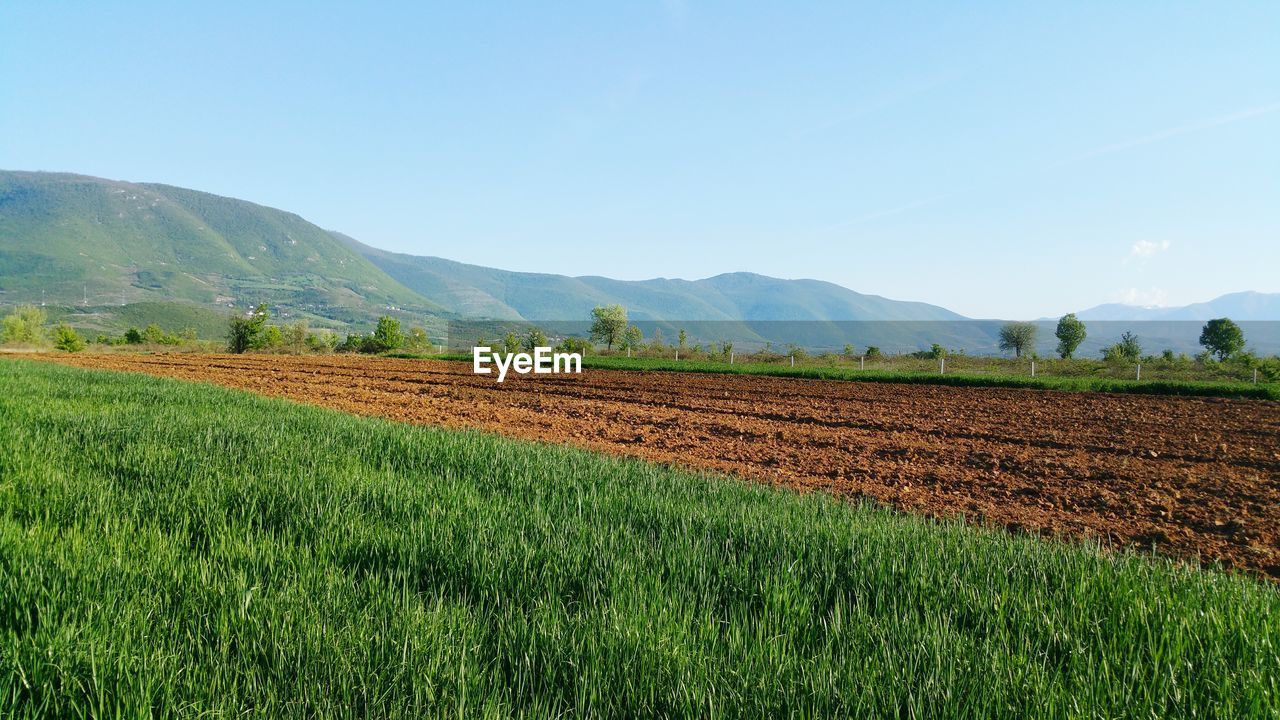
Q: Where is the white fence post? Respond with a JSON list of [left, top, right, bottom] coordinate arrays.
[[1136, 363, 1141, 381], [860, 356, 865, 371], [1254, 368, 1259, 384], [627, 347, 631, 358], [790, 355, 795, 367], [940, 357, 945, 375], [1031, 360, 1035, 377], [730, 352, 734, 365]]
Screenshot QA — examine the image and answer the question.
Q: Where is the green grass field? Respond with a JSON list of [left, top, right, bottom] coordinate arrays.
[[2, 360, 1277, 718], [410, 352, 1280, 401]]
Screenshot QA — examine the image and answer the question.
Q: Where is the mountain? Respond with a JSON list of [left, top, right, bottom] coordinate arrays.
[[0, 171, 968, 348], [0, 171, 439, 333], [337, 234, 964, 323], [1077, 292, 1280, 321]]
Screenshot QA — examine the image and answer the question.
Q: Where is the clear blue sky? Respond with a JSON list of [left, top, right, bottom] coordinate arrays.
[[2, 1, 1276, 318]]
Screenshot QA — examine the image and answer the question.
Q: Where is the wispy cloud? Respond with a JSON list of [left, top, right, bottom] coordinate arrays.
[[1128, 239, 1171, 260], [1057, 101, 1280, 166]]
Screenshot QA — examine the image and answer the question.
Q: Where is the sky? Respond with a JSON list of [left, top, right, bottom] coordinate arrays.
[[1, 1, 1277, 319]]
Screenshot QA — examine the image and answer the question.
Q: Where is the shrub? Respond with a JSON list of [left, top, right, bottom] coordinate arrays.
[[52, 324, 85, 352], [1102, 332, 1143, 363], [1, 305, 47, 345], [227, 304, 269, 353], [557, 337, 592, 355], [141, 323, 179, 345], [502, 332, 521, 356], [524, 328, 549, 352]]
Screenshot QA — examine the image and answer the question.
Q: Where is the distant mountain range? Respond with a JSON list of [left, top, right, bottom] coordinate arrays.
[[0, 170, 1275, 353], [1075, 292, 1280, 321], [338, 233, 963, 323]]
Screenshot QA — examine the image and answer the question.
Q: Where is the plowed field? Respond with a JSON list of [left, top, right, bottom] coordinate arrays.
[[36, 353, 1280, 578]]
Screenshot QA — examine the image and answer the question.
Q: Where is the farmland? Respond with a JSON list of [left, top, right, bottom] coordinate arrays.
[[3, 358, 1279, 717], [36, 352, 1280, 578], [409, 351, 1280, 401]]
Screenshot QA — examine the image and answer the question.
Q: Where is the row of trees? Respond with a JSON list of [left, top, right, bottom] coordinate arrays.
[[996, 315, 1247, 362], [226, 305, 430, 354]]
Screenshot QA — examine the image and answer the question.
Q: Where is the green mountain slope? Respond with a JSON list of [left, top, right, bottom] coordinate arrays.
[[338, 234, 964, 323], [1, 170, 971, 349], [0, 171, 439, 331]]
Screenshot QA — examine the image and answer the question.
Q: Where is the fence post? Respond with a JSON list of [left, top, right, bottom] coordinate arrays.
[[1031, 360, 1035, 377], [675, 349, 678, 361], [1254, 368, 1259, 384], [730, 352, 734, 365], [860, 356, 864, 371], [627, 347, 631, 358], [1136, 363, 1141, 381], [790, 355, 795, 367], [940, 357, 945, 375]]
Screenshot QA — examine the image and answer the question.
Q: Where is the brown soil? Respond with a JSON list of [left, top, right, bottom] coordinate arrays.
[[32, 353, 1280, 578]]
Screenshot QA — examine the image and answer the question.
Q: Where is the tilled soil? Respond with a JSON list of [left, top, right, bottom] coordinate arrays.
[[34, 353, 1280, 578]]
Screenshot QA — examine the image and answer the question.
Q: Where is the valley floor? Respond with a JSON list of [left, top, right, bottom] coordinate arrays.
[[2, 358, 1277, 717], [35, 352, 1280, 579]]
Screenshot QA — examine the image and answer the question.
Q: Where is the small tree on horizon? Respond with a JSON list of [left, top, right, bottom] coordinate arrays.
[[998, 322, 1038, 358], [52, 324, 85, 352], [621, 325, 644, 352], [523, 327, 549, 352], [1, 304, 47, 345], [372, 315, 404, 352], [1199, 318, 1245, 361], [502, 332, 522, 355], [227, 304, 269, 353], [1102, 331, 1143, 363], [1055, 314, 1087, 359], [590, 305, 628, 350]]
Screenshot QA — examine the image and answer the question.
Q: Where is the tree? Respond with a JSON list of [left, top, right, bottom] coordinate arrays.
[[284, 321, 309, 353], [865, 346, 882, 358], [590, 305, 627, 350], [262, 325, 284, 348], [124, 327, 144, 345], [621, 325, 643, 352], [523, 327, 549, 352], [406, 327, 430, 351], [372, 315, 404, 352], [307, 331, 338, 353], [1102, 331, 1142, 363], [1, 305, 47, 345], [227, 304, 269, 353], [52, 324, 85, 352], [557, 336, 591, 355], [1199, 318, 1245, 361], [1054, 314, 1087, 359], [843, 343, 857, 358], [142, 323, 168, 344], [998, 322, 1038, 358], [677, 329, 687, 349], [502, 332, 522, 355]]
